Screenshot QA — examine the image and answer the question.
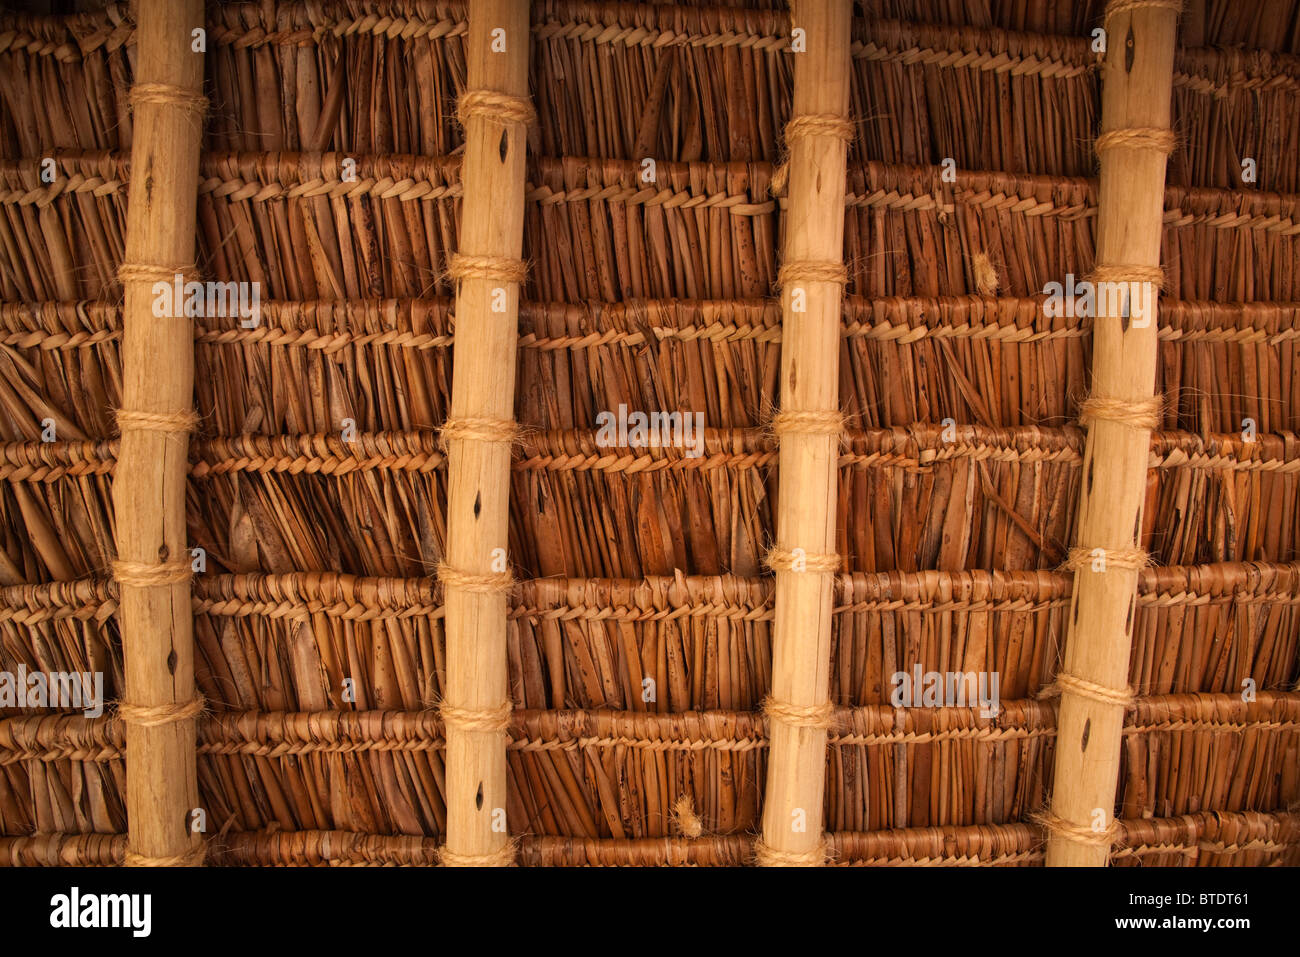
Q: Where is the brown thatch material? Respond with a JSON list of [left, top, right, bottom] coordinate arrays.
[[0, 0, 1297, 865], [2, 806, 1297, 864]]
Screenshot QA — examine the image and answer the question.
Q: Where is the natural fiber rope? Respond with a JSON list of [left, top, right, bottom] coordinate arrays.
[[1037, 672, 1136, 709], [769, 162, 789, 198], [762, 696, 836, 730], [437, 562, 514, 595], [438, 417, 520, 447], [1033, 809, 1121, 848], [112, 559, 192, 588], [777, 261, 849, 287], [457, 89, 537, 129], [116, 695, 205, 728], [128, 82, 208, 116], [1079, 395, 1163, 430], [438, 699, 512, 733], [764, 547, 841, 575], [439, 841, 517, 867], [771, 409, 845, 437], [784, 113, 854, 144], [1086, 263, 1166, 290], [1095, 127, 1177, 156], [124, 843, 207, 867], [116, 409, 200, 434], [1063, 545, 1152, 572], [753, 837, 829, 866], [447, 253, 529, 285], [117, 262, 197, 285], [972, 251, 1000, 296], [671, 795, 704, 839], [1105, 0, 1184, 22], [770, 114, 852, 198]]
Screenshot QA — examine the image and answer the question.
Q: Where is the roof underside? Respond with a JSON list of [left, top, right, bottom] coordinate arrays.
[[0, 0, 1296, 865]]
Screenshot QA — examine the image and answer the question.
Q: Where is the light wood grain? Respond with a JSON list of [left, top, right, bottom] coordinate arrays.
[[1047, 1, 1179, 867], [442, 0, 531, 865], [115, 0, 206, 866], [759, 0, 852, 866]]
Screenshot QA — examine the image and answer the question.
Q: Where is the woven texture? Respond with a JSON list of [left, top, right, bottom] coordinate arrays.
[[0, 0, 1295, 868]]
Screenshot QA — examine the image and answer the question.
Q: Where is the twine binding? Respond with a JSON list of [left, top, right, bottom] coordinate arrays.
[[753, 837, 829, 866], [438, 417, 520, 448], [124, 842, 207, 867], [437, 562, 514, 595], [762, 696, 836, 730], [1037, 672, 1136, 709], [1063, 545, 1152, 572], [764, 547, 841, 575], [439, 839, 518, 867], [1094, 127, 1177, 156], [438, 699, 512, 733], [1079, 395, 1163, 430], [128, 82, 208, 116], [112, 559, 192, 588], [770, 409, 845, 437], [117, 262, 197, 285], [115, 409, 200, 435], [771, 113, 853, 196], [447, 253, 529, 285], [1033, 808, 1122, 849], [784, 114, 854, 144], [1105, 0, 1185, 22], [1085, 263, 1166, 290], [777, 261, 848, 287], [457, 89, 537, 129], [117, 694, 205, 728]]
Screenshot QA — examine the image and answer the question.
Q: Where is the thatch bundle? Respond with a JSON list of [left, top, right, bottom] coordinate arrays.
[[0, 0, 1296, 867]]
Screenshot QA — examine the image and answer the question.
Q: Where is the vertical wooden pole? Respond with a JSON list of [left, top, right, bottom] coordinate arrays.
[[114, 0, 206, 866], [1045, 0, 1180, 867], [439, 0, 532, 867], [757, 0, 852, 867]]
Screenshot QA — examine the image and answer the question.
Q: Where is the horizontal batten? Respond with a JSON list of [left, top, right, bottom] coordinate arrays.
[[3, 425, 1299, 481], [7, 152, 1300, 239], [4, 5, 1294, 100], [7, 297, 1300, 351], [3, 810, 1295, 866], [3, 692, 1296, 765], [3, 560, 1298, 625]]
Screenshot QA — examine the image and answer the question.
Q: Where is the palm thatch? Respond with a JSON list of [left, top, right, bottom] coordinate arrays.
[[0, 0, 1296, 866]]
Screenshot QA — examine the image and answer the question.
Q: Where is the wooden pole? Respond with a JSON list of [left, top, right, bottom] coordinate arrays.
[[1044, 0, 1180, 867], [113, 0, 206, 866], [439, 0, 532, 867], [757, 0, 852, 867]]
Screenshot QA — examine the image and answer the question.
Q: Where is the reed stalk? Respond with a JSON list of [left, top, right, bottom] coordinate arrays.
[[1045, 0, 1180, 867]]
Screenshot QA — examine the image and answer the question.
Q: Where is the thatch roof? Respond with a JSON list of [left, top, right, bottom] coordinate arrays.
[[0, 0, 1296, 866]]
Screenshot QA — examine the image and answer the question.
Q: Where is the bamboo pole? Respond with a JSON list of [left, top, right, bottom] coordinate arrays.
[[438, 0, 532, 867], [757, 0, 852, 867], [1044, 0, 1180, 867], [113, 0, 206, 866]]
